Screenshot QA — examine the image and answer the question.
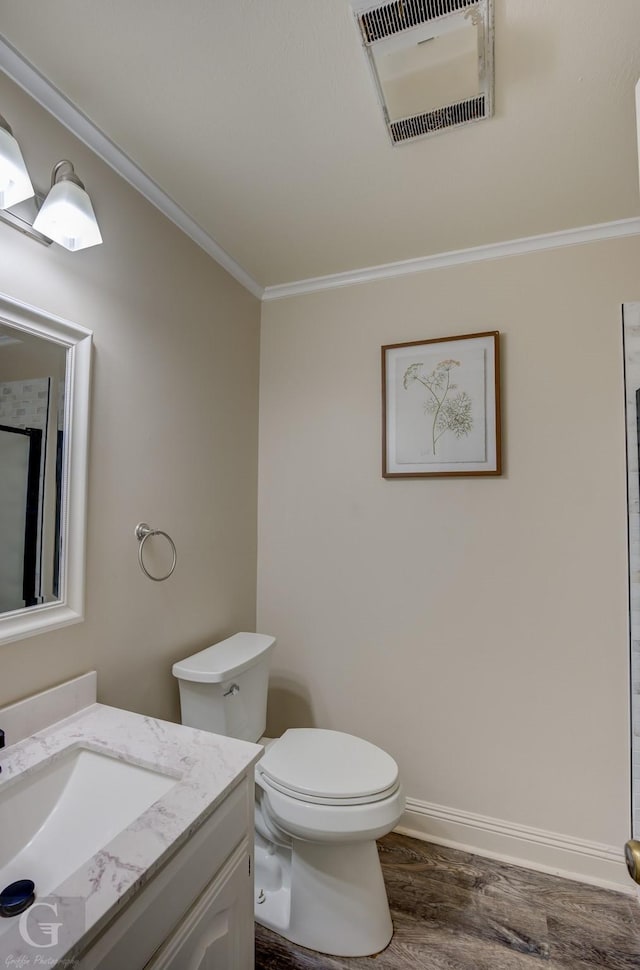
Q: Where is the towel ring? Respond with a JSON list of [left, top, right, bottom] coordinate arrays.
[[135, 522, 177, 582]]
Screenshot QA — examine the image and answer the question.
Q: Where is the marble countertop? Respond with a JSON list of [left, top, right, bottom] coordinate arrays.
[[0, 702, 262, 965]]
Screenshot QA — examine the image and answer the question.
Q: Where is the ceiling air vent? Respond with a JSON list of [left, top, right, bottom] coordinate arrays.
[[359, 0, 479, 43], [352, 0, 494, 145], [390, 93, 485, 142]]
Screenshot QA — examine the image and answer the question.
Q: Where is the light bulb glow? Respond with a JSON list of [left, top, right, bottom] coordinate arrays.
[[0, 125, 34, 209], [33, 179, 102, 251]]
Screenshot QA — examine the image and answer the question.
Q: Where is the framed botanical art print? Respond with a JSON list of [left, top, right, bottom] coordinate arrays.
[[382, 331, 501, 478]]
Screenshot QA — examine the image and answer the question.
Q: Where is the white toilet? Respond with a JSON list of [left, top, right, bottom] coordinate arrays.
[[172, 632, 405, 957]]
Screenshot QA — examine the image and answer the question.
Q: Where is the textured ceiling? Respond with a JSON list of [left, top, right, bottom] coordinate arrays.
[[1, 0, 640, 287]]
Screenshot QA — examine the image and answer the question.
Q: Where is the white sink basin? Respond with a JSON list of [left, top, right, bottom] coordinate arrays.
[[0, 746, 176, 930]]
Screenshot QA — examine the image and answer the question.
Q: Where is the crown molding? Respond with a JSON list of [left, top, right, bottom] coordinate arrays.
[[3, 35, 639, 305], [263, 217, 640, 301], [0, 35, 264, 300]]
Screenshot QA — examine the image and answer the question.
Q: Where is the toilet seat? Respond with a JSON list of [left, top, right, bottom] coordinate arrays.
[[256, 771, 405, 845], [256, 728, 399, 806]]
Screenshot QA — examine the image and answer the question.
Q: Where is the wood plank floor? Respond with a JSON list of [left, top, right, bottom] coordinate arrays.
[[255, 832, 640, 969]]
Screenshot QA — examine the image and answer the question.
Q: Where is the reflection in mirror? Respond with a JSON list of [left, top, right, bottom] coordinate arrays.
[[0, 294, 91, 645], [0, 323, 66, 613]]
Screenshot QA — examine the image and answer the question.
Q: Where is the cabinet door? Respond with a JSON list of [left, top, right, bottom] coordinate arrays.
[[145, 845, 253, 970]]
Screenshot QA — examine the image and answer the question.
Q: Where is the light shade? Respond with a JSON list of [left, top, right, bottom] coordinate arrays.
[[33, 161, 102, 251], [0, 120, 34, 210]]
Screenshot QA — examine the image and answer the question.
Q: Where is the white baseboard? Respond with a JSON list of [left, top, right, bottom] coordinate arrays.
[[396, 796, 633, 896]]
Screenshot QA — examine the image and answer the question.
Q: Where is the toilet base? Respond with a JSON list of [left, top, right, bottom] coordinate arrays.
[[254, 832, 393, 957]]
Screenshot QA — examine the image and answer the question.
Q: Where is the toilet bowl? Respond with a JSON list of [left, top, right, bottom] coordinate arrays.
[[172, 633, 405, 957], [254, 727, 404, 955]]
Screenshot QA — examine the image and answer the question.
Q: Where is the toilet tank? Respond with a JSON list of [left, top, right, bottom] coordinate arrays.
[[172, 633, 275, 743]]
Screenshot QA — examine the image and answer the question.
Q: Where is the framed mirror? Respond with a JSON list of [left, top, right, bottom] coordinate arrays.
[[0, 292, 91, 645]]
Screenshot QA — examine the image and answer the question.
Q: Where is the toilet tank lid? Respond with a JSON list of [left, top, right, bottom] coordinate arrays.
[[172, 633, 275, 684]]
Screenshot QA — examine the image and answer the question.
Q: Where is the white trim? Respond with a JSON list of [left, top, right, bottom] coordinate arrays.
[[396, 796, 633, 895], [0, 35, 264, 300], [0, 293, 92, 645], [263, 218, 640, 301]]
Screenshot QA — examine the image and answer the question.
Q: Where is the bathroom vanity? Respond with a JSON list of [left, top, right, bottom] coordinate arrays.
[[0, 689, 262, 969]]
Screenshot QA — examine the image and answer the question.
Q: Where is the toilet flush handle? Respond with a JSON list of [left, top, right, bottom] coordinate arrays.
[[224, 684, 240, 697]]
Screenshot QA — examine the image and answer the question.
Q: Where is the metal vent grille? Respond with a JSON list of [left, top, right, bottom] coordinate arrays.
[[358, 0, 477, 44], [389, 94, 485, 143]]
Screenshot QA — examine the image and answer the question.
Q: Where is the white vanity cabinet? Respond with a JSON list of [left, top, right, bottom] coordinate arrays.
[[145, 843, 252, 969], [78, 775, 255, 970]]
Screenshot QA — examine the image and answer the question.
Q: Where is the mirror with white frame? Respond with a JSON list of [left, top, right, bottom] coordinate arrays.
[[0, 293, 91, 645]]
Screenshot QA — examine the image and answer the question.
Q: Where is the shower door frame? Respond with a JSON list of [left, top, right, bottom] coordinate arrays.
[[0, 423, 43, 609], [622, 302, 640, 839]]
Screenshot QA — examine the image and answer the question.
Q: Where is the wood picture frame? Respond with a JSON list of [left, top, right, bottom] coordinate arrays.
[[382, 331, 501, 478]]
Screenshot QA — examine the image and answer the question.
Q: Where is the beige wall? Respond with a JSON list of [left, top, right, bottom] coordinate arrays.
[[2, 56, 637, 868], [0, 76, 261, 721], [258, 236, 640, 849]]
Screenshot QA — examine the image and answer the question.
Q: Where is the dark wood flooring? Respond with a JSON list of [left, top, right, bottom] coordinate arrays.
[[255, 832, 640, 969]]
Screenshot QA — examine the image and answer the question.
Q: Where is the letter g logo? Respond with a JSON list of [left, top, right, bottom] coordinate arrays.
[[19, 900, 63, 948]]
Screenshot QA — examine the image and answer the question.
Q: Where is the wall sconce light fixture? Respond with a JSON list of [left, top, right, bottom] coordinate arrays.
[[33, 160, 103, 251], [0, 113, 34, 209], [0, 115, 102, 251]]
